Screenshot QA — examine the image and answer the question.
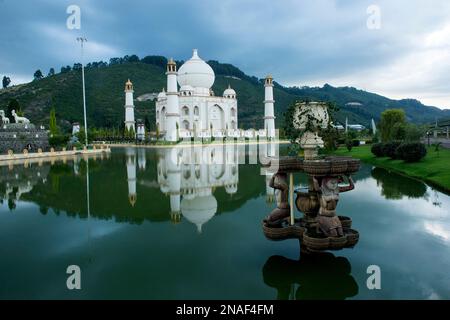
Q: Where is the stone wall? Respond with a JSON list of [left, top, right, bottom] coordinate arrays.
[[0, 123, 49, 154]]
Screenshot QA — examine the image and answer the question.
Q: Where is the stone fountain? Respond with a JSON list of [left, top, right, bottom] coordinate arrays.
[[262, 101, 360, 253]]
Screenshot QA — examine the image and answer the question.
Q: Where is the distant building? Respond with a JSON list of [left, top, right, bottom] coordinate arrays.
[[72, 122, 80, 135], [345, 102, 363, 107], [136, 120, 145, 141], [347, 124, 366, 131]]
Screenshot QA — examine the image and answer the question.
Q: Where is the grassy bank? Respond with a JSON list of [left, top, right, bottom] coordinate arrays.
[[332, 145, 450, 193]]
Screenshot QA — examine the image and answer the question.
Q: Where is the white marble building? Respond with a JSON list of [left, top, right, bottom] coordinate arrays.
[[155, 49, 276, 141]]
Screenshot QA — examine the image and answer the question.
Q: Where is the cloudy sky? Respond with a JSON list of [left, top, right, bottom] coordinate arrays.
[[1, 0, 449, 109]]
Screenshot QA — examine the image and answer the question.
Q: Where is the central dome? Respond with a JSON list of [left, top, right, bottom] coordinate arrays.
[[178, 49, 215, 90]]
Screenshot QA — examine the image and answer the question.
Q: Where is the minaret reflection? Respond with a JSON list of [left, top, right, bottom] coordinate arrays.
[[137, 148, 147, 171], [259, 140, 278, 204], [125, 147, 137, 207], [157, 145, 239, 232]]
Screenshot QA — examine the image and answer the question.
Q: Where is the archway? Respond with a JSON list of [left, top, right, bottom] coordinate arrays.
[[210, 104, 224, 131]]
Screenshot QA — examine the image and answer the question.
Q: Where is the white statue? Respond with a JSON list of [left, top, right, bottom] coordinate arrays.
[[11, 109, 30, 124], [0, 110, 10, 124]]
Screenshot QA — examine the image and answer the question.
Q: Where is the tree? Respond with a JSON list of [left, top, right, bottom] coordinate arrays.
[[2, 76, 11, 89], [49, 107, 59, 136], [128, 54, 140, 63], [144, 116, 151, 131], [34, 69, 44, 80], [141, 55, 168, 68], [379, 109, 406, 142], [60, 66, 71, 73], [48, 68, 55, 76]]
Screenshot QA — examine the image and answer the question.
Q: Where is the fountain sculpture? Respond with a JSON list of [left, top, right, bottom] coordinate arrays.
[[262, 101, 360, 253]]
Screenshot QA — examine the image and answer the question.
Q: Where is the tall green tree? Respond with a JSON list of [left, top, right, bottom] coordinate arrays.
[[2, 76, 11, 89], [49, 107, 59, 136], [144, 116, 151, 131], [34, 69, 44, 80], [48, 68, 55, 76], [379, 109, 406, 142]]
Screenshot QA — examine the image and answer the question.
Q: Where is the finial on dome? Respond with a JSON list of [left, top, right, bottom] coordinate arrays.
[[162, 87, 165, 92], [192, 49, 199, 58], [228, 84, 231, 89]]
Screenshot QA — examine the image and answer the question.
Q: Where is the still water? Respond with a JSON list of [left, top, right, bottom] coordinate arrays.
[[1, 145, 449, 299]]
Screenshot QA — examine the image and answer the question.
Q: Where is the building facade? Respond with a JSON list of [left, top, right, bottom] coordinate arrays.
[[154, 49, 275, 141]]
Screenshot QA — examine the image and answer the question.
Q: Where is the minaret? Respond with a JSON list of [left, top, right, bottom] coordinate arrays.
[[126, 148, 137, 207], [165, 59, 180, 142], [264, 75, 276, 138], [124, 79, 136, 134]]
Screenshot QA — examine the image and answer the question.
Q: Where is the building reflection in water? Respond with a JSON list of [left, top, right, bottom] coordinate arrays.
[[122, 142, 278, 232], [0, 153, 109, 211], [157, 145, 239, 232], [0, 161, 49, 210], [262, 252, 358, 300]]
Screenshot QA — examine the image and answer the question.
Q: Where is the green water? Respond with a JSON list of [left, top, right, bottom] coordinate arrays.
[[1, 146, 449, 299]]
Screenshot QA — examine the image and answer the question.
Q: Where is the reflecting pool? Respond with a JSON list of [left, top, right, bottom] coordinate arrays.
[[1, 146, 449, 299]]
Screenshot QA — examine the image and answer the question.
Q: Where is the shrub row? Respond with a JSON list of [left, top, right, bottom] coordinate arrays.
[[371, 142, 427, 162]]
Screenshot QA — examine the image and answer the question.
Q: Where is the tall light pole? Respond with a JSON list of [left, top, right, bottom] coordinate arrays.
[[77, 37, 88, 146]]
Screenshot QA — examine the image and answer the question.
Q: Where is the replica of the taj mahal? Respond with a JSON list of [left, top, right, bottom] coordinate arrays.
[[123, 49, 276, 141]]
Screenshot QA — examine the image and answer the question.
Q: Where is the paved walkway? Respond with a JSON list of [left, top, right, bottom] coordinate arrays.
[[0, 147, 110, 163]]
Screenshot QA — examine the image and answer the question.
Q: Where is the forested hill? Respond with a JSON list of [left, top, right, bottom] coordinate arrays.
[[1, 55, 449, 132]]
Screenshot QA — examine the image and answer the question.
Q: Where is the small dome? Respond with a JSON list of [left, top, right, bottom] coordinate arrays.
[[178, 49, 215, 89], [125, 79, 133, 91], [157, 88, 166, 99], [223, 85, 236, 97], [225, 184, 237, 194], [129, 194, 137, 207]]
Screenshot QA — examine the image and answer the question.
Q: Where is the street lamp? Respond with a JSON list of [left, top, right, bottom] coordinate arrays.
[[77, 37, 88, 146]]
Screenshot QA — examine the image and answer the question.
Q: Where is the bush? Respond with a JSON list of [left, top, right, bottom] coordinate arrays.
[[345, 139, 353, 151], [405, 124, 424, 142], [49, 135, 70, 148], [396, 143, 427, 162], [371, 143, 385, 157], [352, 139, 360, 147], [382, 141, 402, 159]]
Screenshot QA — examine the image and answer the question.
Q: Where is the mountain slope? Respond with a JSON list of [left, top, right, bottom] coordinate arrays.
[[1, 59, 449, 131]]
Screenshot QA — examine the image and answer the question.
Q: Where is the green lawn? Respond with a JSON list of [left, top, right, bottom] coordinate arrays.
[[332, 145, 450, 193]]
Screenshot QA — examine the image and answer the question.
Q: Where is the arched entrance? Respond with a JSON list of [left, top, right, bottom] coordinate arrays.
[[210, 104, 224, 131]]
